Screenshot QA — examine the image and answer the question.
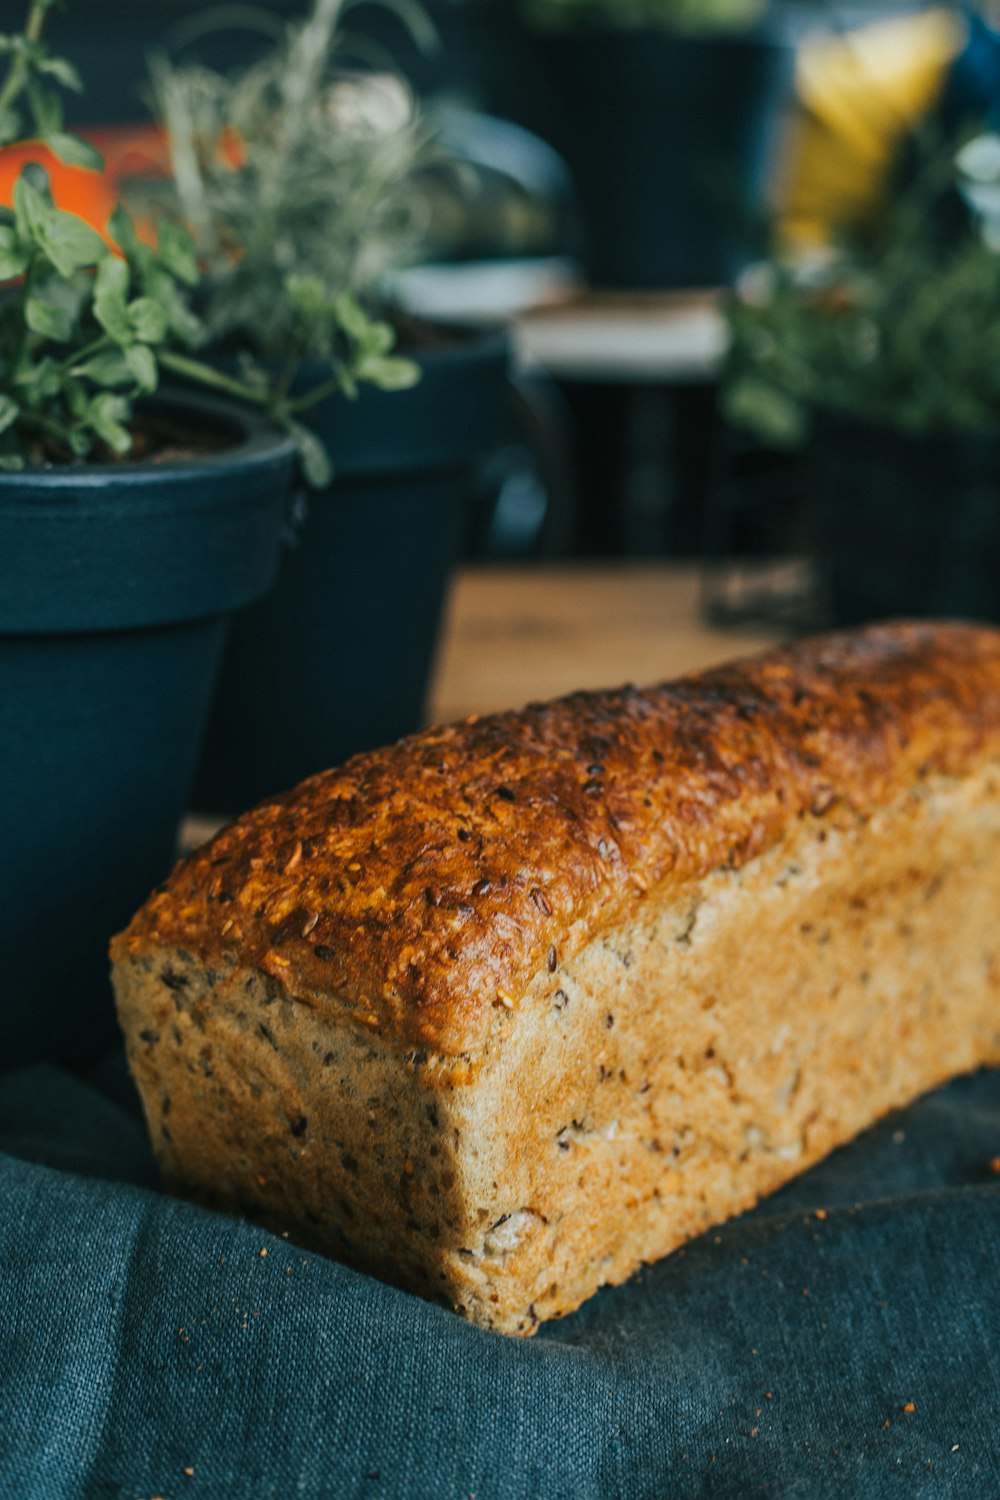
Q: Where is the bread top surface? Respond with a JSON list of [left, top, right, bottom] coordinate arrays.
[[114, 622, 1000, 1056]]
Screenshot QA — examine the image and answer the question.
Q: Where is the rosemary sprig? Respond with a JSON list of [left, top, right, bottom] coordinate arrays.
[[141, 0, 433, 390]]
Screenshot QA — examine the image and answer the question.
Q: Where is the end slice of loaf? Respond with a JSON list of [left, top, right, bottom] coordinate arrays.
[[111, 622, 1000, 1334]]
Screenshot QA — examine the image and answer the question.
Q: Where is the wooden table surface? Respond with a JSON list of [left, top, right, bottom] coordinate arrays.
[[429, 564, 784, 725]]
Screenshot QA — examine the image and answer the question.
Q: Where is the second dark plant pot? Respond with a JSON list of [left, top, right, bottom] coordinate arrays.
[[810, 415, 1000, 627], [537, 27, 786, 290], [195, 333, 510, 814]]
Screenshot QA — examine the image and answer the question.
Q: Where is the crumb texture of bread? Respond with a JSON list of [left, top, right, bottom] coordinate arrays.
[[112, 622, 1000, 1334]]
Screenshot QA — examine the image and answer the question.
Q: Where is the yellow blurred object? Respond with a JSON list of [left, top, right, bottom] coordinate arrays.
[[778, 7, 966, 251]]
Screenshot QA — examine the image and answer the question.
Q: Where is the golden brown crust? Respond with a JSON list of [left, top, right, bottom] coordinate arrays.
[[113, 621, 1000, 1056]]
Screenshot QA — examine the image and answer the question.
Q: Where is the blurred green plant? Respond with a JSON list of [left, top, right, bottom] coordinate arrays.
[[143, 0, 430, 411], [522, 0, 765, 34], [723, 137, 1000, 446]]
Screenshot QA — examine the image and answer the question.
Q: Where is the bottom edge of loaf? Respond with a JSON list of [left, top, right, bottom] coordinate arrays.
[[156, 1055, 998, 1338]]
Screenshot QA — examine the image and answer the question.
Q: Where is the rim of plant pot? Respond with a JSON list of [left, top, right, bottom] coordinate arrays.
[[0, 389, 297, 636], [299, 327, 511, 479]]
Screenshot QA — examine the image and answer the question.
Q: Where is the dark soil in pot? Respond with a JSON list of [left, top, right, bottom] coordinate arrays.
[[809, 414, 1000, 627], [194, 331, 510, 815], [0, 392, 296, 1068], [535, 27, 787, 290]]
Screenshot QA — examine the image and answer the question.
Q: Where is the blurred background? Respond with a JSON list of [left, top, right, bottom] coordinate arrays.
[[13, 0, 996, 751], [36, 0, 1000, 619]]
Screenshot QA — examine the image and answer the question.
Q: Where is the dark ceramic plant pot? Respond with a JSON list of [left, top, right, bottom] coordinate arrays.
[[537, 27, 786, 290], [0, 393, 296, 1068], [809, 414, 1000, 627], [194, 333, 510, 815]]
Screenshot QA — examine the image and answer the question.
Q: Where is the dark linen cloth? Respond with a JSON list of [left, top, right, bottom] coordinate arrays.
[[0, 1057, 997, 1500]]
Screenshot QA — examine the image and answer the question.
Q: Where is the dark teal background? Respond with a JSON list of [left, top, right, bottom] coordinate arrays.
[[0, 1058, 997, 1498]]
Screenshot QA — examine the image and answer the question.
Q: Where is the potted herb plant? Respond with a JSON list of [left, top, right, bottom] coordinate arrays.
[[723, 136, 1000, 626], [0, 1, 303, 1066], [519, 0, 784, 289], [139, 0, 509, 814]]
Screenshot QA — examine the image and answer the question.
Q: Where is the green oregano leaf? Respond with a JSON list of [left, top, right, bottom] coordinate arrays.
[[127, 296, 168, 345], [124, 342, 158, 393], [283, 416, 333, 489], [44, 131, 104, 171], [37, 56, 83, 92], [13, 354, 57, 396], [360, 353, 421, 391], [74, 350, 131, 387], [12, 173, 51, 247], [93, 254, 133, 344], [38, 207, 105, 277], [25, 292, 74, 342], [88, 392, 132, 452]]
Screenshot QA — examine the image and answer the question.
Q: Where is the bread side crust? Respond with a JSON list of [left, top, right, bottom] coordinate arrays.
[[112, 623, 1000, 1057], [115, 766, 1000, 1334]]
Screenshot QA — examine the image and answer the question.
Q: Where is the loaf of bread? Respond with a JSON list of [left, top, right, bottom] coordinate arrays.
[[112, 622, 1000, 1334]]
